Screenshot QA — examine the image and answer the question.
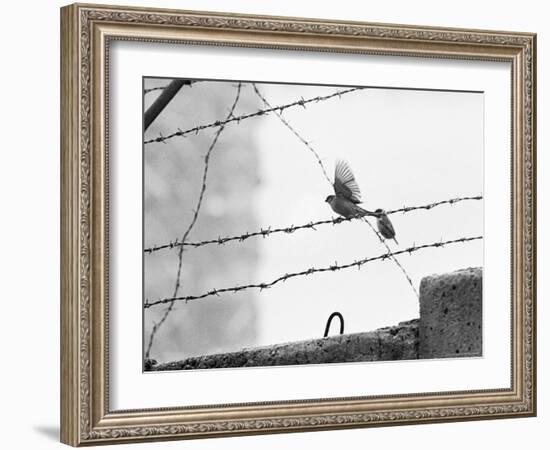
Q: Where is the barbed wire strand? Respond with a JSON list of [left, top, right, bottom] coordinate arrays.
[[144, 86, 365, 145], [144, 195, 482, 254], [144, 86, 168, 94], [144, 81, 198, 94], [252, 83, 333, 185], [144, 235, 482, 308], [388, 195, 483, 215], [144, 83, 243, 358]]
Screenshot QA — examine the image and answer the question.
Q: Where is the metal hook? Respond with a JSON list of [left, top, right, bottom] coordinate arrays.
[[324, 312, 344, 338]]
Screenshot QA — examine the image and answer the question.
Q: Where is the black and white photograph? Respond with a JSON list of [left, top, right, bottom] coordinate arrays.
[[1, 0, 543, 446], [142, 78, 484, 372]]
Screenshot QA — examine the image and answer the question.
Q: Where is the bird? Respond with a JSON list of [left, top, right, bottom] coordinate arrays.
[[374, 208, 399, 245], [325, 160, 371, 219]]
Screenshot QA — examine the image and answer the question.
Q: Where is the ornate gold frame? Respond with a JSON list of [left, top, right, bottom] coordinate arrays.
[[60, 3, 536, 446]]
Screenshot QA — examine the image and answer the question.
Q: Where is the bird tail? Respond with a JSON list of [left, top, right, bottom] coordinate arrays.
[[393, 237, 399, 245], [355, 205, 375, 217]]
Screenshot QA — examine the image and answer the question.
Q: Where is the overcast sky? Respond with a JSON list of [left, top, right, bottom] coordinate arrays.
[[144, 79, 483, 359]]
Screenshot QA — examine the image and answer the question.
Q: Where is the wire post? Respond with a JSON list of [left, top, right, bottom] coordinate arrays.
[[144, 79, 191, 131]]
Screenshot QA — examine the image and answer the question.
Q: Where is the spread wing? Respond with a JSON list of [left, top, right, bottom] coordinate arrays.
[[333, 159, 362, 203]]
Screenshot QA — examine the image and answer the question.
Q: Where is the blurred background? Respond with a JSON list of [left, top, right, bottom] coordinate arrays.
[[143, 78, 483, 363]]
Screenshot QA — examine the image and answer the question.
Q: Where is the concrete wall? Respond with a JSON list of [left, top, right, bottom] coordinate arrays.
[[418, 267, 482, 359], [147, 267, 482, 371], [149, 320, 418, 371]]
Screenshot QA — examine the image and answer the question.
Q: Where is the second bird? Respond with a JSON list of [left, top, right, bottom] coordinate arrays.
[[375, 208, 399, 245]]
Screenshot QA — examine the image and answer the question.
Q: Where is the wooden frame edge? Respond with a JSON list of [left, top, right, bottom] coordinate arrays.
[[61, 3, 80, 446]]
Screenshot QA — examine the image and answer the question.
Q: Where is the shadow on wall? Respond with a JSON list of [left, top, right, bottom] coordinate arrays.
[[144, 81, 262, 362]]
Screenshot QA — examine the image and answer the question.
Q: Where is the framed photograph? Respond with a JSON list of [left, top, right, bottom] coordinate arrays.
[[60, 3, 536, 446]]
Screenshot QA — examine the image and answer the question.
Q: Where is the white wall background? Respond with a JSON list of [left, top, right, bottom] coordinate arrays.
[[0, 0, 546, 449]]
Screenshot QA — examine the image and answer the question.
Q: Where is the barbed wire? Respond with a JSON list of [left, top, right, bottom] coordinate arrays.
[[144, 86, 167, 94], [144, 235, 482, 308], [144, 195, 482, 254], [388, 195, 482, 215], [144, 81, 198, 94], [144, 86, 365, 145], [144, 83, 243, 358], [252, 83, 333, 185]]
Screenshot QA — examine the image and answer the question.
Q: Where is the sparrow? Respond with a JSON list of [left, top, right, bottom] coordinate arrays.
[[325, 160, 370, 219], [374, 208, 399, 245]]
